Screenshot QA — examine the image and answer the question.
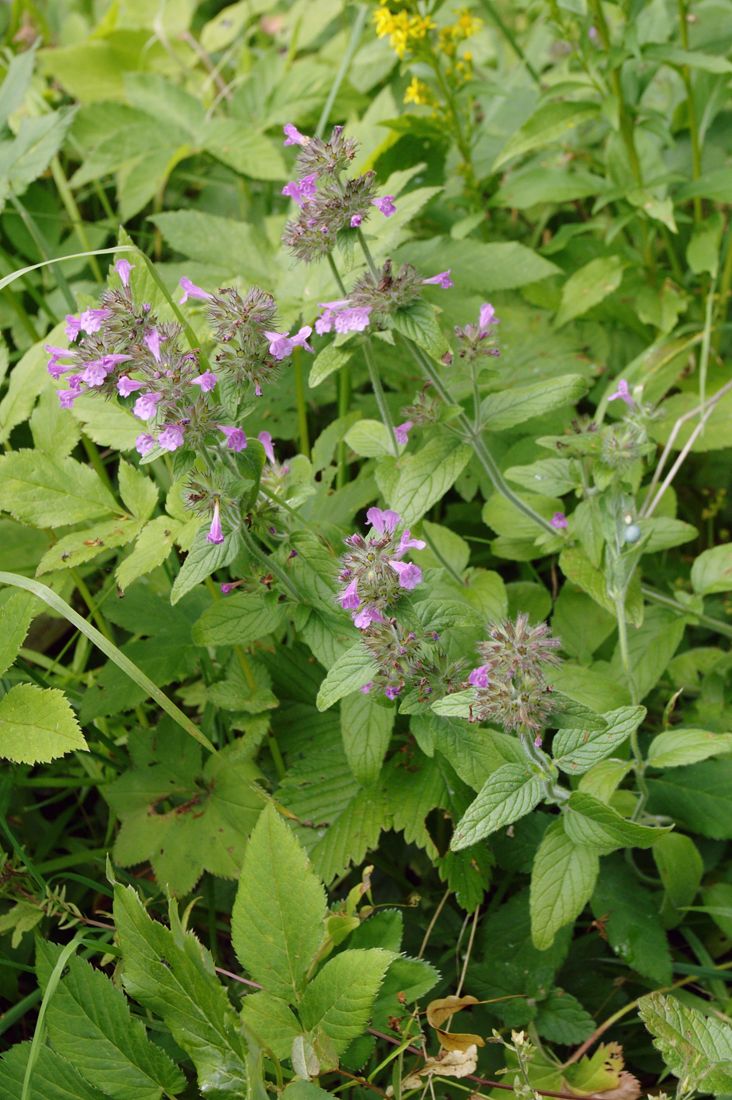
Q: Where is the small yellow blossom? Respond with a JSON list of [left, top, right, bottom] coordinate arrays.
[[373, 4, 435, 59], [404, 75, 431, 105]]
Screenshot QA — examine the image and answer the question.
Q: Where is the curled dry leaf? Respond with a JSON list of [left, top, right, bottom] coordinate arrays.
[[426, 993, 485, 1052], [402, 1043, 479, 1088], [564, 1043, 641, 1100]]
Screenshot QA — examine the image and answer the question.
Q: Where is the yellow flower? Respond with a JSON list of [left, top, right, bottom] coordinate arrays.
[[373, 5, 435, 59], [455, 9, 482, 38], [404, 76, 431, 105]]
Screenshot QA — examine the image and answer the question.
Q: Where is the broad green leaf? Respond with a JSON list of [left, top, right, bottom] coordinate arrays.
[[653, 833, 703, 928], [643, 43, 732, 72], [30, 388, 81, 459], [578, 759, 632, 803], [299, 948, 394, 1067], [0, 47, 37, 128], [691, 544, 732, 595], [493, 167, 605, 208], [395, 238, 559, 292], [232, 804, 327, 1002], [677, 168, 732, 203], [563, 791, 670, 852], [341, 691, 394, 783], [316, 643, 379, 711], [553, 705, 646, 774], [702, 882, 732, 938], [636, 517, 697, 553], [431, 688, 476, 718], [0, 109, 76, 200], [36, 943, 184, 1100], [554, 256, 625, 327], [535, 989, 594, 1045], [36, 516, 145, 575], [116, 516, 183, 591], [560, 546, 643, 626], [0, 451, 119, 528], [193, 592, 285, 646], [170, 525, 240, 604], [71, 392, 141, 450], [648, 760, 732, 839], [0, 590, 38, 676], [344, 419, 395, 458], [377, 432, 472, 525], [240, 991, 302, 1061], [0, 1042, 108, 1100], [481, 374, 587, 431], [118, 460, 158, 521], [451, 763, 543, 851], [386, 750, 473, 859], [149, 209, 272, 284], [530, 822, 599, 949], [0, 326, 64, 444], [106, 725, 263, 895], [638, 992, 732, 1094], [390, 298, 450, 360], [309, 344, 353, 388], [494, 101, 600, 168], [592, 857, 672, 984], [0, 684, 87, 764], [203, 118, 286, 180], [647, 728, 732, 768], [609, 607, 686, 702], [505, 458, 578, 496], [686, 212, 723, 277], [114, 884, 248, 1097]]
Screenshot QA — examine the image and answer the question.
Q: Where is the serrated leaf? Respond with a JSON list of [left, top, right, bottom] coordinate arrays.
[[36, 943, 184, 1100], [118, 460, 158, 520], [0, 590, 38, 677], [592, 856, 671, 984], [638, 993, 732, 1093], [344, 419, 395, 458], [451, 764, 543, 851], [309, 343, 353, 388], [691, 544, 732, 595], [377, 432, 472, 526], [341, 692, 394, 783], [648, 760, 732, 838], [481, 374, 587, 431], [232, 804, 327, 1002], [317, 643, 379, 711], [0, 684, 87, 764], [390, 299, 450, 360], [0, 1042, 108, 1100], [36, 516, 144, 575], [0, 450, 119, 527], [300, 949, 394, 1068], [116, 516, 182, 591], [553, 705, 646, 774], [240, 992, 302, 1061], [564, 792, 670, 853], [647, 728, 732, 769], [530, 822, 599, 949], [494, 100, 599, 168], [114, 884, 248, 1098], [653, 833, 703, 928], [535, 989, 595, 1045], [193, 592, 285, 646], [170, 525, 240, 604], [555, 256, 625, 327]]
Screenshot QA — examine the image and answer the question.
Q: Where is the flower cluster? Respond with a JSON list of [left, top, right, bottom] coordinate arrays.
[[454, 302, 500, 364], [314, 263, 452, 337], [373, 2, 436, 59], [337, 507, 425, 629], [467, 615, 562, 734], [360, 620, 463, 702]]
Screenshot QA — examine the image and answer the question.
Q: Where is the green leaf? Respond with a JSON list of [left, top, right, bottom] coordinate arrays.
[[431, 688, 476, 718], [677, 168, 732, 203], [118, 460, 158, 521], [390, 298, 450, 360], [114, 884, 248, 1098], [691, 544, 732, 595], [638, 992, 732, 1094], [653, 833, 703, 928], [0, 590, 38, 677], [149, 210, 272, 284], [494, 100, 599, 168], [535, 989, 595, 1046], [0, 451, 119, 528], [0, 47, 37, 128], [299, 949, 394, 1068], [193, 592, 285, 646], [559, 546, 643, 626], [341, 692, 394, 783], [505, 458, 578, 496], [481, 374, 587, 431], [553, 705, 646, 774], [106, 725, 263, 895], [36, 516, 145, 575], [240, 991, 302, 1061], [232, 804, 327, 1002], [0, 1042, 108, 1100], [71, 392, 141, 450], [530, 822, 599, 949], [116, 516, 183, 591], [554, 256, 625, 327], [344, 419, 395, 458], [203, 119, 286, 180], [493, 167, 605, 208], [648, 760, 732, 839], [170, 525, 240, 605], [316, 643, 379, 711], [610, 607, 686, 701], [451, 763, 543, 851], [0, 684, 87, 764], [30, 387, 81, 459], [36, 943, 184, 1100], [592, 856, 672, 984], [0, 109, 76, 199], [396, 238, 559, 292], [0, 326, 64, 444], [647, 728, 732, 768], [377, 432, 472, 526], [309, 344, 353, 389], [564, 791, 670, 853]]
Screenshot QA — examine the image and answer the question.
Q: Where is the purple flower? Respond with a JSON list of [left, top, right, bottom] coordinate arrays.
[[115, 259, 133, 287], [281, 173, 318, 207], [608, 378, 634, 408], [384, 684, 401, 700], [338, 577, 361, 611], [258, 431, 276, 464], [265, 325, 313, 361], [423, 270, 453, 289], [366, 507, 401, 535], [534, 734, 544, 748], [218, 425, 247, 452], [479, 303, 498, 330], [117, 375, 145, 396], [283, 123, 309, 146], [207, 500, 224, 545], [145, 329, 162, 362], [58, 385, 83, 409], [81, 359, 112, 387], [395, 529, 426, 557], [133, 392, 163, 421], [372, 195, 396, 217], [388, 560, 422, 590], [135, 433, 156, 456], [220, 583, 235, 595], [254, 382, 263, 397], [350, 214, 363, 228], [468, 665, 490, 688], [360, 681, 374, 694], [550, 512, 568, 530], [158, 424, 185, 452], [354, 605, 385, 629], [394, 420, 413, 446], [179, 276, 212, 304], [191, 370, 218, 392], [64, 308, 111, 341], [337, 306, 370, 334]]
